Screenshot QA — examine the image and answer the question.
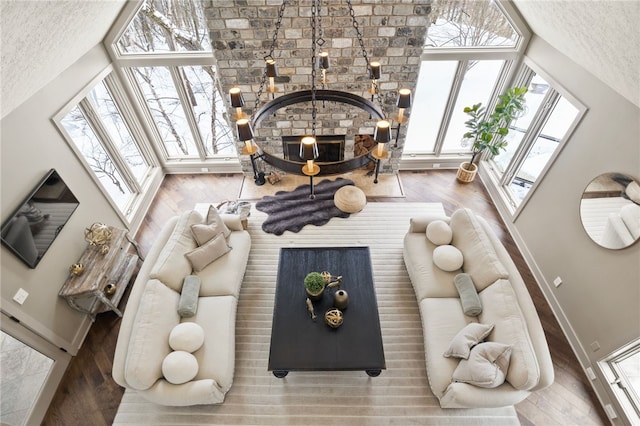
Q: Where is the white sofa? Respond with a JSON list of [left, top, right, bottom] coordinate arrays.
[[112, 208, 251, 406], [403, 208, 554, 408]]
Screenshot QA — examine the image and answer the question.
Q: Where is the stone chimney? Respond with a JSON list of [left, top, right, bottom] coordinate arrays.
[[206, 0, 431, 178]]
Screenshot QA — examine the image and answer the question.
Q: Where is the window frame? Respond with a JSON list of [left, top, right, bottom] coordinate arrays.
[[402, 0, 530, 162], [484, 58, 587, 218], [53, 65, 158, 223], [102, 0, 239, 172], [599, 338, 640, 424]]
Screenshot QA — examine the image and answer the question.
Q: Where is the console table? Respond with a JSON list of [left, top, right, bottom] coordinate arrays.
[[59, 227, 140, 320]]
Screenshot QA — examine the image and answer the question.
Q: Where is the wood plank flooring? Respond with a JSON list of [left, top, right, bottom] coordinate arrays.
[[42, 170, 609, 425]]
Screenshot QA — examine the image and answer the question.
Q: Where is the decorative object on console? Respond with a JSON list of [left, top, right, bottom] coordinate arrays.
[[84, 222, 113, 254], [457, 87, 528, 183], [228, 0, 412, 185], [69, 263, 84, 276], [104, 283, 117, 296]]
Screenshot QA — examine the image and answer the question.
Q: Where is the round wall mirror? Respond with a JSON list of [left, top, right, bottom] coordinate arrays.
[[579, 173, 640, 249]]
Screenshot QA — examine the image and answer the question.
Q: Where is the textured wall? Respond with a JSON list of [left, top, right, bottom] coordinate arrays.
[[206, 0, 431, 177], [513, 0, 640, 108], [0, 0, 126, 119]]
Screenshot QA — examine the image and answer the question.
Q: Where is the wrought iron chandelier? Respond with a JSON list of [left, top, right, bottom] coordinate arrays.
[[231, 0, 412, 194]]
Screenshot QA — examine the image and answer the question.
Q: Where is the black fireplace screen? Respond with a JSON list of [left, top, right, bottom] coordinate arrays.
[[282, 135, 345, 163]]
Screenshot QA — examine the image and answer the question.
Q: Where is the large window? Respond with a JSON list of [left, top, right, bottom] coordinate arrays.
[[55, 72, 154, 217], [487, 62, 585, 212], [404, 0, 527, 155], [107, 0, 236, 165]]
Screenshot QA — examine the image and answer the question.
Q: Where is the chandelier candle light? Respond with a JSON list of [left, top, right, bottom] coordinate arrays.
[[228, 0, 413, 193]]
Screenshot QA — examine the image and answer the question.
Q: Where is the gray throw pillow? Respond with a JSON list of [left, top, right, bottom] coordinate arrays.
[[454, 273, 482, 316], [178, 275, 200, 318]]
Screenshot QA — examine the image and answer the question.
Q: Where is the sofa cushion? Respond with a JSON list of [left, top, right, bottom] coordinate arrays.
[[190, 296, 237, 393], [150, 210, 202, 292], [420, 298, 471, 398], [450, 209, 509, 291], [479, 279, 540, 390], [206, 205, 231, 238], [443, 322, 494, 359], [125, 279, 180, 390], [197, 231, 251, 298], [162, 351, 199, 385], [433, 245, 464, 272], [426, 220, 453, 245], [403, 234, 460, 300], [185, 233, 231, 272], [169, 322, 205, 353], [452, 342, 512, 388]]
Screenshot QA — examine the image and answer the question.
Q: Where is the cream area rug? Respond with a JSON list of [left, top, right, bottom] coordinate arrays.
[[113, 203, 520, 426]]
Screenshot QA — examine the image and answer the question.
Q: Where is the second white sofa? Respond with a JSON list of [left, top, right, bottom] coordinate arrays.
[[403, 208, 554, 408]]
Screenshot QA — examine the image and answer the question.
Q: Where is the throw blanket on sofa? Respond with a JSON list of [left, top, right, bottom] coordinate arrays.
[[255, 177, 354, 235]]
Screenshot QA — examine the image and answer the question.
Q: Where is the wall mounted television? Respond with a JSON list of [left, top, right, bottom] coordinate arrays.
[[1, 169, 79, 268]]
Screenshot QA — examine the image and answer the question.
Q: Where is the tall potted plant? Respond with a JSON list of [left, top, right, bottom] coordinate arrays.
[[456, 86, 528, 183]]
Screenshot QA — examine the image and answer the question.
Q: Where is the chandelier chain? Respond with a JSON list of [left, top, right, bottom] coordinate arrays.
[[255, 0, 288, 112], [311, 0, 318, 137], [346, 0, 386, 117]]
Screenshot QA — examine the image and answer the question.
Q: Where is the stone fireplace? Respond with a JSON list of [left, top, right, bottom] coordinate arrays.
[[205, 0, 431, 179]]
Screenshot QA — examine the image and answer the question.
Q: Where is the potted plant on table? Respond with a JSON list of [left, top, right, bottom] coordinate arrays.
[[456, 86, 528, 183], [304, 272, 326, 301]]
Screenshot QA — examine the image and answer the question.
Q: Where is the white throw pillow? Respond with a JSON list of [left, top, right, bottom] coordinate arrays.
[[452, 342, 512, 388], [444, 322, 494, 359], [162, 351, 199, 385], [433, 245, 464, 272], [169, 322, 205, 353], [426, 220, 453, 245]]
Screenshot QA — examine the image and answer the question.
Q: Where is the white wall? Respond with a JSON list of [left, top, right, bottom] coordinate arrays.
[[0, 44, 126, 355], [485, 35, 640, 421]]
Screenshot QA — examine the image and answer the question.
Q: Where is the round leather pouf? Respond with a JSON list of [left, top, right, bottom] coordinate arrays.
[[334, 185, 367, 213]]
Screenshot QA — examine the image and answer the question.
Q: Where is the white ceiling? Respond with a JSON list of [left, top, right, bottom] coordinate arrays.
[[512, 0, 640, 108], [0, 0, 127, 119], [0, 0, 638, 120]]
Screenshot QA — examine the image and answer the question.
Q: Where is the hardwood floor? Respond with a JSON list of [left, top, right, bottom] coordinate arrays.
[[42, 170, 609, 425]]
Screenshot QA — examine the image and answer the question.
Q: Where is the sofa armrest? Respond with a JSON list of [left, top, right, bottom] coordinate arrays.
[[221, 214, 244, 232], [409, 215, 450, 233]]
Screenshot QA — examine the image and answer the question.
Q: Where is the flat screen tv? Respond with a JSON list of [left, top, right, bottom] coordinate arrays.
[[1, 169, 79, 268]]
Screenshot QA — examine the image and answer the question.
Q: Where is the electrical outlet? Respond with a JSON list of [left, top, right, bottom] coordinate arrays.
[[200, 167, 209, 172], [13, 288, 29, 305], [433, 163, 441, 169], [585, 367, 597, 380], [591, 341, 601, 352], [553, 276, 562, 287]]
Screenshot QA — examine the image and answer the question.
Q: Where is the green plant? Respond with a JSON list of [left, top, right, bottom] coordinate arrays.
[[304, 272, 325, 294], [462, 86, 528, 169]]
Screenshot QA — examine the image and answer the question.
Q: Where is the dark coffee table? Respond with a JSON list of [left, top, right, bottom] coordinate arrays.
[[268, 247, 385, 378]]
